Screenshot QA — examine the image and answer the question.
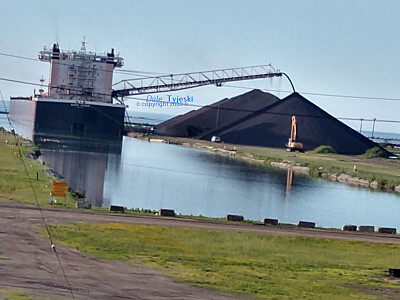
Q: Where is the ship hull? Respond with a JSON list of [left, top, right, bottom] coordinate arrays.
[[9, 98, 125, 145]]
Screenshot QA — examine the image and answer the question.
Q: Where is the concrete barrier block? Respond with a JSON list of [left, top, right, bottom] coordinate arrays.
[[159, 209, 175, 217], [358, 225, 374, 233], [264, 218, 278, 226], [109, 205, 125, 213], [378, 227, 396, 234], [227, 214, 244, 222], [342, 225, 357, 231], [298, 221, 315, 228], [76, 202, 91, 209], [389, 268, 400, 278]]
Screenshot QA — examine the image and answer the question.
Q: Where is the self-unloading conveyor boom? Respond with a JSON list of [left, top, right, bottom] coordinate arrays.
[[112, 64, 290, 98]]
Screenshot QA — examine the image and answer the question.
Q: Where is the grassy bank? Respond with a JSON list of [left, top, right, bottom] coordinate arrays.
[[131, 133, 400, 191], [0, 129, 75, 207], [48, 223, 400, 300], [242, 146, 400, 187]]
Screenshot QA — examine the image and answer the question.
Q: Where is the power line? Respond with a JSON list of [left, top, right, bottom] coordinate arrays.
[[223, 84, 400, 102], [0, 76, 116, 99], [1, 74, 400, 125], [0, 52, 38, 62], [1, 49, 400, 103], [124, 95, 400, 124], [0, 51, 166, 77], [0, 90, 76, 300]]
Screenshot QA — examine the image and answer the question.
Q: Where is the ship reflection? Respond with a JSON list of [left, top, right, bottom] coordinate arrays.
[[286, 168, 293, 200], [38, 138, 122, 207]]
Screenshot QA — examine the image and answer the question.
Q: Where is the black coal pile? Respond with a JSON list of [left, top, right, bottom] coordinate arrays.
[[155, 90, 383, 155], [155, 89, 279, 137]]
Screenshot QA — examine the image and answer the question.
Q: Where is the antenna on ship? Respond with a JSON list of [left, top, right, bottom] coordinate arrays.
[[39, 76, 45, 97], [80, 36, 87, 53]]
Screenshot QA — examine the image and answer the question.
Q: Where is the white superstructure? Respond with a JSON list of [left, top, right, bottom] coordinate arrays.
[[39, 41, 123, 103]]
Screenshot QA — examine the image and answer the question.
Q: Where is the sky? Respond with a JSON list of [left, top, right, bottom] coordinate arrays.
[[0, 0, 399, 133]]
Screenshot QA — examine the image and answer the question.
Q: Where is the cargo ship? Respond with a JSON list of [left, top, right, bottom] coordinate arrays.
[[9, 42, 125, 146]]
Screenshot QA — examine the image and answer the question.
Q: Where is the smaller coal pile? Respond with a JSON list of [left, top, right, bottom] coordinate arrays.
[[155, 90, 387, 155]]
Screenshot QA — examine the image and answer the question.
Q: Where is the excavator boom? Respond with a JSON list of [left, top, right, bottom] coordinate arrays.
[[287, 115, 304, 152], [290, 116, 297, 141]]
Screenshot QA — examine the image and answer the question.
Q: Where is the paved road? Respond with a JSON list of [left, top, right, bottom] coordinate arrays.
[[1, 200, 400, 299]]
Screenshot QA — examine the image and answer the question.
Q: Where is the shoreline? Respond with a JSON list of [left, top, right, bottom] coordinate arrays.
[[127, 132, 400, 194], [2, 126, 399, 231]]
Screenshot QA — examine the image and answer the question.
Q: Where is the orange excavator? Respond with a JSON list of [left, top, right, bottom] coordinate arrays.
[[286, 115, 304, 152]]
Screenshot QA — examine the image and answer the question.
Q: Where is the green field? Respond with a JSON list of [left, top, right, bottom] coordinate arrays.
[[48, 223, 400, 299]]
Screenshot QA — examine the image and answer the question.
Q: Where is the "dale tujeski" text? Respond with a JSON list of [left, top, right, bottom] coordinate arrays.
[[137, 95, 194, 108]]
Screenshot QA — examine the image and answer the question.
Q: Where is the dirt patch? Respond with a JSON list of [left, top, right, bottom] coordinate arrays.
[[0, 200, 253, 300], [345, 282, 400, 300]]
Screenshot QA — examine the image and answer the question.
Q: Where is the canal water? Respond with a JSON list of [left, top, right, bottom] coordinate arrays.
[[100, 137, 400, 229], [1, 108, 400, 229]]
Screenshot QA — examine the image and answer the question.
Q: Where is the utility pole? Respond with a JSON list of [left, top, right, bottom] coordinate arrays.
[[372, 118, 376, 138], [216, 104, 220, 129]]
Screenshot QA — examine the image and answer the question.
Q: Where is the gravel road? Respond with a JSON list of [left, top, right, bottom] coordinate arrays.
[[1, 200, 400, 299]]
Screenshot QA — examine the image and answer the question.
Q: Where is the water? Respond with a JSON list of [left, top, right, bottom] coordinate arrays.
[[39, 141, 122, 207], [363, 130, 400, 145], [0, 100, 11, 130], [99, 137, 400, 229], [2, 106, 400, 229], [126, 111, 173, 125]]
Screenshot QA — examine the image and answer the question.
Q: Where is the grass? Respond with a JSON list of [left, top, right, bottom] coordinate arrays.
[[0, 290, 33, 300], [48, 223, 400, 300], [249, 153, 284, 163], [0, 129, 76, 207], [365, 146, 389, 159], [313, 145, 337, 154]]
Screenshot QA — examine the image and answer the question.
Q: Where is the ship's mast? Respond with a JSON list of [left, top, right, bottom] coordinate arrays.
[[39, 76, 45, 96]]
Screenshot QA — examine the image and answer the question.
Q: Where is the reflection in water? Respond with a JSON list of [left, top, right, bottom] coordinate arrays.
[[12, 124, 400, 230], [105, 138, 400, 229], [286, 168, 293, 199], [39, 139, 122, 207]]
